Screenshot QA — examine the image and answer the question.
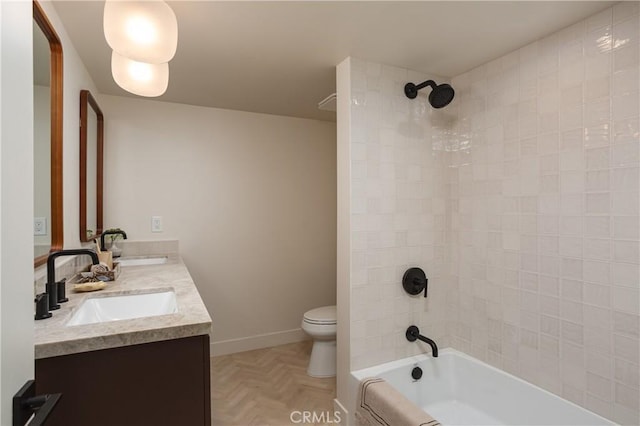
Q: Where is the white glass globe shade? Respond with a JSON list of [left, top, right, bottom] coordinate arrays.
[[104, 0, 178, 64], [111, 51, 168, 97]]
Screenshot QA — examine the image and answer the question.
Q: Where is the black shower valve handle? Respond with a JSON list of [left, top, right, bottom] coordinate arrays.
[[412, 276, 429, 298], [402, 267, 429, 298]]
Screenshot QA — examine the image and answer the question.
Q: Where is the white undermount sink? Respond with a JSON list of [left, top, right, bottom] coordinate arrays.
[[66, 290, 177, 326], [117, 256, 168, 267]]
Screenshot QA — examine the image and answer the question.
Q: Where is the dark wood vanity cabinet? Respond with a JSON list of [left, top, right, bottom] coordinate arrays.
[[35, 335, 211, 426]]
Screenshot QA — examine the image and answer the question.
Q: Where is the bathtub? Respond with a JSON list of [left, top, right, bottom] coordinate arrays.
[[352, 349, 614, 425]]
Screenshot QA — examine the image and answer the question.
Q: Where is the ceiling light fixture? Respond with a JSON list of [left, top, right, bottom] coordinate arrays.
[[111, 51, 168, 98], [104, 0, 178, 64], [104, 0, 177, 97]]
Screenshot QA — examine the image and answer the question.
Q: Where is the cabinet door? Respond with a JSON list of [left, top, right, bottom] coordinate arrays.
[[36, 335, 211, 426]]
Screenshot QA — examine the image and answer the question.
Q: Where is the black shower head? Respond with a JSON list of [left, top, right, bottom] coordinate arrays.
[[428, 83, 455, 108], [404, 80, 455, 109]]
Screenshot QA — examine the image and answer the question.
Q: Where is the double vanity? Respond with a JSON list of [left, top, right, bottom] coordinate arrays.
[[34, 251, 212, 425]]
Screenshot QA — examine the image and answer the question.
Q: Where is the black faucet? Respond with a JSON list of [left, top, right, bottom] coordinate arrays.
[[45, 249, 99, 312], [406, 325, 438, 357], [100, 229, 128, 251]]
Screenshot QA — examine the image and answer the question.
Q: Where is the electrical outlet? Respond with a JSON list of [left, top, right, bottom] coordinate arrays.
[[34, 217, 47, 236], [151, 216, 163, 233]]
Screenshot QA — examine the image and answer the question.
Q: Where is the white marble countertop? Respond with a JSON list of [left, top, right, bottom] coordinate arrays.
[[34, 254, 212, 359]]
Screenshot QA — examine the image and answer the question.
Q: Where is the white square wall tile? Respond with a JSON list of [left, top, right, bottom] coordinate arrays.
[[587, 372, 613, 402], [584, 216, 611, 238], [613, 286, 640, 314], [560, 236, 583, 257], [614, 216, 640, 240], [586, 53, 612, 81], [584, 305, 612, 328], [612, 262, 640, 287], [583, 260, 611, 285], [613, 92, 640, 121], [586, 25, 612, 57], [586, 193, 610, 214], [611, 168, 639, 192], [613, 68, 640, 95], [560, 172, 584, 194], [614, 333, 640, 364], [583, 238, 611, 261], [615, 382, 640, 411], [612, 191, 639, 215], [613, 44, 639, 73], [611, 143, 640, 167], [583, 282, 611, 307], [613, 240, 639, 264], [585, 147, 610, 170], [614, 358, 640, 388], [585, 76, 610, 101], [613, 16, 640, 48], [586, 170, 610, 192], [562, 258, 583, 280], [613, 310, 639, 338], [584, 124, 611, 148], [613, 117, 639, 145], [560, 105, 584, 130], [588, 8, 613, 31]]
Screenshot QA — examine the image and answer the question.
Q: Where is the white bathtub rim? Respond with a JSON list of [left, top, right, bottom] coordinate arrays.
[[351, 348, 615, 425], [351, 348, 451, 380]]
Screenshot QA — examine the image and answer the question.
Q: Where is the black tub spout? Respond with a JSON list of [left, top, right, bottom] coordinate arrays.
[[406, 325, 438, 357]]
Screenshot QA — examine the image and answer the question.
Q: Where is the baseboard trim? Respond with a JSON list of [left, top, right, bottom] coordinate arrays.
[[211, 328, 308, 356]]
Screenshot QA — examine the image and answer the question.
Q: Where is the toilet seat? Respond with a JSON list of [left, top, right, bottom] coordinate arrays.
[[303, 305, 336, 325]]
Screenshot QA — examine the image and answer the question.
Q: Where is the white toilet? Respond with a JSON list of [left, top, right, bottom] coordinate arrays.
[[301, 305, 336, 378]]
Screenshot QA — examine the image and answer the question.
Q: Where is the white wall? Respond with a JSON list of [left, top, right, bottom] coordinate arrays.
[[448, 4, 640, 424], [0, 1, 35, 424], [99, 94, 337, 354]]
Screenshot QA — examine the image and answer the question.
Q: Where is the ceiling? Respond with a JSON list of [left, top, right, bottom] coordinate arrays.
[[52, 1, 615, 122]]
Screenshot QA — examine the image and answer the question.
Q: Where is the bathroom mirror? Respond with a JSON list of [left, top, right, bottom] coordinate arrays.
[[79, 90, 103, 243], [33, 0, 63, 267]]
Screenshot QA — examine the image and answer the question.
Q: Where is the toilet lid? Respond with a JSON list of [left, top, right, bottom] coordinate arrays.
[[303, 305, 336, 325]]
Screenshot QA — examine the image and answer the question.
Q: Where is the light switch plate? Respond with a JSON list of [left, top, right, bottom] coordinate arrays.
[[151, 216, 163, 233], [34, 217, 47, 236]]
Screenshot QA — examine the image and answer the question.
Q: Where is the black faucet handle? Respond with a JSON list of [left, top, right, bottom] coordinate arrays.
[[45, 282, 60, 311], [56, 279, 69, 303], [35, 293, 52, 320]]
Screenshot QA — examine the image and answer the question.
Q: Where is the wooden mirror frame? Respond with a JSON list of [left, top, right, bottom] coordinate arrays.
[[34, 0, 63, 267], [79, 90, 104, 243]]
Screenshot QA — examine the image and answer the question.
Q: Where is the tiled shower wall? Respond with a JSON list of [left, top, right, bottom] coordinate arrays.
[[348, 59, 454, 370], [345, 3, 639, 424], [448, 3, 639, 424]]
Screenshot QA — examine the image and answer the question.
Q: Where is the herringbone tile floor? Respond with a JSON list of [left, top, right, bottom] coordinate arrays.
[[211, 341, 337, 426]]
